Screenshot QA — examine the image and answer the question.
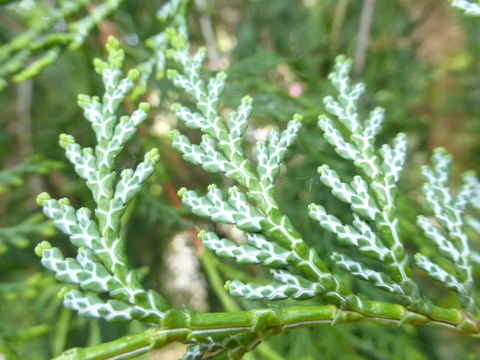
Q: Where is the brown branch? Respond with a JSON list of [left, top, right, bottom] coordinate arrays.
[[354, 0, 376, 76]]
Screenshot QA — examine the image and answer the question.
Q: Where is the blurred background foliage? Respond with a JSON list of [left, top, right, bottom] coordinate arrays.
[[0, 0, 479, 359]]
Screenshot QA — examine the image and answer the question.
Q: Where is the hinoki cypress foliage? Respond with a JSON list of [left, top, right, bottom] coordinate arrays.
[[1, 0, 479, 359], [30, 28, 480, 360], [36, 37, 169, 324]]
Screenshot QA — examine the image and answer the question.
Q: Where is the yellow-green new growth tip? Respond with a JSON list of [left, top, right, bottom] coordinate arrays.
[[93, 58, 109, 74], [36, 192, 51, 206], [166, 28, 186, 49], [434, 147, 447, 154], [293, 114, 304, 122], [317, 114, 328, 122], [57, 287, 70, 301], [145, 148, 160, 162], [177, 187, 187, 198], [58, 198, 71, 206], [139, 102, 151, 112], [414, 253, 422, 262], [111, 51, 125, 68], [241, 95, 252, 104], [106, 37, 125, 68], [59, 134, 75, 149], [35, 240, 52, 256], [168, 129, 181, 141], [82, 147, 93, 155], [128, 69, 140, 81], [335, 54, 349, 63], [106, 36, 120, 50], [165, 27, 177, 40]]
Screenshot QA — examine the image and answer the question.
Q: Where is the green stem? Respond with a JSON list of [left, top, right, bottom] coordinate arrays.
[[54, 301, 480, 360]]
